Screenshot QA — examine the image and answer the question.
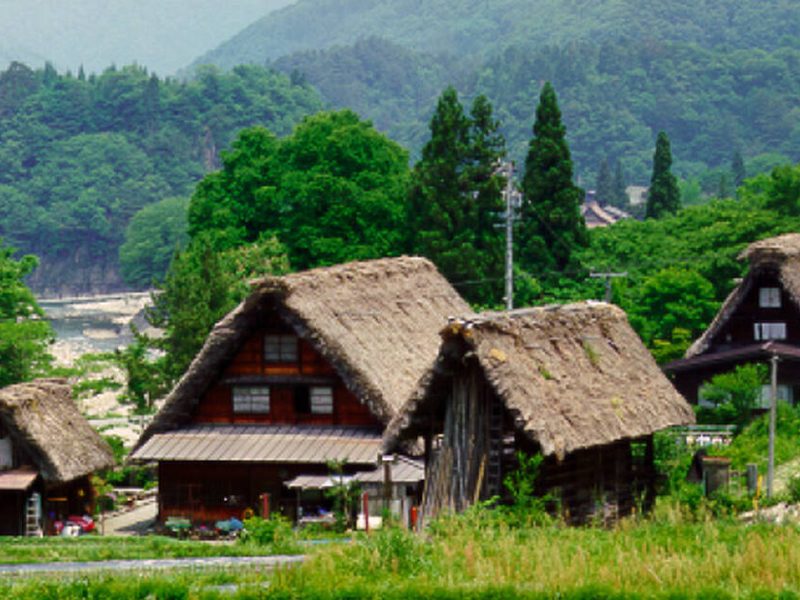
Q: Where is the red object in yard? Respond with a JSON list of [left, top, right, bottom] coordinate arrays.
[[67, 515, 95, 533], [260, 493, 270, 519], [410, 505, 418, 529]]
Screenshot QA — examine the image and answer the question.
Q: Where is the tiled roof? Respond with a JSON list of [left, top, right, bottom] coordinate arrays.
[[130, 424, 381, 465]]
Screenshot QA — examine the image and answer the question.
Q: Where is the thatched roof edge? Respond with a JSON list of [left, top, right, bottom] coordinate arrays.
[[0, 379, 115, 483]]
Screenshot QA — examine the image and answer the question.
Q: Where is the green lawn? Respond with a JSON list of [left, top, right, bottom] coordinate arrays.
[[0, 535, 295, 564]]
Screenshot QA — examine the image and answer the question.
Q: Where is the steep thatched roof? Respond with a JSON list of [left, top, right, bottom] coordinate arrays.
[[0, 379, 115, 484], [686, 233, 800, 358], [135, 257, 471, 450], [385, 302, 694, 460]]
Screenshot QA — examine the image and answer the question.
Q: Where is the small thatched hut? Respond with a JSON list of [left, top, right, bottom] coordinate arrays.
[[666, 233, 800, 405], [384, 303, 695, 524], [0, 379, 115, 535], [131, 256, 470, 524]]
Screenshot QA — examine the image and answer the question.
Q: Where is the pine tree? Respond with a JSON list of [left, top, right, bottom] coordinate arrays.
[[717, 173, 731, 199], [732, 150, 746, 190], [518, 82, 586, 277], [407, 88, 506, 305], [595, 158, 613, 205], [613, 160, 628, 207], [645, 131, 680, 219]]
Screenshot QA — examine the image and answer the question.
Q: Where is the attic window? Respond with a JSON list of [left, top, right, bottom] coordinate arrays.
[[264, 334, 298, 363], [310, 386, 334, 414], [233, 386, 270, 414], [759, 287, 781, 308], [754, 322, 786, 341]]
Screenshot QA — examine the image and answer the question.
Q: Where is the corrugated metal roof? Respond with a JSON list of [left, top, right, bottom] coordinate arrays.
[[130, 425, 382, 465], [0, 466, 38, 491], [356, 456, 424, 484], [285, 474, 352, 490]]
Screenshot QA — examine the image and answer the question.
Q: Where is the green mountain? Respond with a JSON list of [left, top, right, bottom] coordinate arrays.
[[192, 0, 800, 182], [193, 0, 800, 70]]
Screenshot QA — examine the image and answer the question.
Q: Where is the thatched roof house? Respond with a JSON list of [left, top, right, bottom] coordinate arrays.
[[666, 233, 800, 404], [0, 379, 114, 535], [136, 256, 471, 450], [385, 302, 694, 522], [131, 256, 470, 524], [0, 379, 114, 483]]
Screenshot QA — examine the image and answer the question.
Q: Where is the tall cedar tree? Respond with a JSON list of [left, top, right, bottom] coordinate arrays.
[[646, 131, 680, 218], [518, 82, 587, 277], [595, 158, 613, 204], [732, 150, 746, 189], [613, 160, 628, 207], [407, 88, 505, 305]]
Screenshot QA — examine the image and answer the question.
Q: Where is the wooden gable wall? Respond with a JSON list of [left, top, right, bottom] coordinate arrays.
[[708, 268, 800, 352], [192, 313, 381, 428]]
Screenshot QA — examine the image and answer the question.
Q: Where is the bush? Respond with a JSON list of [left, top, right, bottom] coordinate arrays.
[[240, 515, 300, 554]]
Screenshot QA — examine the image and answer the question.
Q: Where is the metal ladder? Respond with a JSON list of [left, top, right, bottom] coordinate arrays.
[[25, 493, 42, 537], [486, 399, 504, 496]]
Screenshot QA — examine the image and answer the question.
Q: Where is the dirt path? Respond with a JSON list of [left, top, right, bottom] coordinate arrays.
[[99, 497, 157, 536]]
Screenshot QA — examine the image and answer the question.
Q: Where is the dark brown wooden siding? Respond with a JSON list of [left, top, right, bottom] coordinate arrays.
[[191, 326, 380, 428]]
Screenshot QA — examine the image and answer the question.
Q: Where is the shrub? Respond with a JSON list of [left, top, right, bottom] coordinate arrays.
[[240, 515, 300, 554]]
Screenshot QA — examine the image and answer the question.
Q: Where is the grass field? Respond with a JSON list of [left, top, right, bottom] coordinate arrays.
[[0, 535, 297, 564], [3, 507, 800, 598]]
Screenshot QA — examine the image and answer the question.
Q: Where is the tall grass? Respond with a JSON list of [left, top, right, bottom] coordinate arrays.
[[270, 505, 800, 598]]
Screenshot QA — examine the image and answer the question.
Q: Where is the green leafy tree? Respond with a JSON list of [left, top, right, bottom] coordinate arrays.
[[119, 196, 189, 288], [696, 363, 767, 430], [147, 235, 290, 381], [0, 241, 52, 386], [646, 131, 680, 218], [408, 88, 505, 305], [763, 163, 800, 215], [518, 82, 587, 279], [620, 267, 718, 363]]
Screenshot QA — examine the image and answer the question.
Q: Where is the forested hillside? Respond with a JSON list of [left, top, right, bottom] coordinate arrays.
[[194, 0, 800, 68], [0, 62, 322, 296], [269, 36, 800, 180], [193, 0, 800, 181]]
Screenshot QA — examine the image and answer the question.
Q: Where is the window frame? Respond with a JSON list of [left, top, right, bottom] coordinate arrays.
[[759, 287, 782, 308], [263, 334, 299, 363], [232, 386, 271, 414], [754, 322, 787, 341], [310, 386, 334, 415]]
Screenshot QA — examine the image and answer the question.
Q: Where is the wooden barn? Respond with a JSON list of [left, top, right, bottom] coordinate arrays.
[[0, 379, 115, 536], [130, 257, 469, 525], [384, 303, 695, 525], [666, 234, 800, 405]]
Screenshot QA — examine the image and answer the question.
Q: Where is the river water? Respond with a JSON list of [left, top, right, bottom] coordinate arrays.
[[39, 292, 153, 360]]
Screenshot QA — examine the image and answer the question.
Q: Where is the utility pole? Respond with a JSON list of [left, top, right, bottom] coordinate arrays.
[[589, 271, 627, 303], [767, 354, 779, 498], [499, 161, 518, 310]]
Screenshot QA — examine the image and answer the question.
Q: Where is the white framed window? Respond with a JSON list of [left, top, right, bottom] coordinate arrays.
[[264, 334, 298, 362], [754, 322, 787, 341], [758, 384, 793, 409], [759, 287, 782, 308], [310, 386, 333, 414], [233, 386, 270, 414]]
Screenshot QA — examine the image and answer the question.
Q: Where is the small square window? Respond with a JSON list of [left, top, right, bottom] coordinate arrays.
[[754, 322, 786, 341], [264, 334, 298, 362], [759, 287, 781, 308], [310, 387, 333, 414], [233, 386, 270, 414]]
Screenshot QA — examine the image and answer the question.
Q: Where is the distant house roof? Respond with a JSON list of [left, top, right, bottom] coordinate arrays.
[[581, 200, 631, 228], [134, 256, 471, 452], [132, 424, 381, 464], [0, 379, 115, 484], [385, 303, 694, 460], [685, 233, 800, 359]]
